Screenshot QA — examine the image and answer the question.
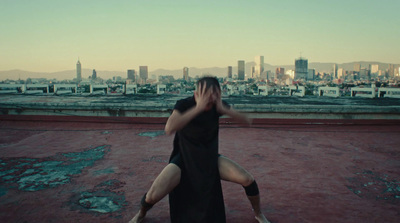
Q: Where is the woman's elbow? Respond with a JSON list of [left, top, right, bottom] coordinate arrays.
[[164, 125, 175, 135]]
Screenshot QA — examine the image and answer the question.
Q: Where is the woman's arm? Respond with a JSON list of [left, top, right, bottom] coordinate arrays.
[[217, 105, 252, 126], [214, 88, 252, 126], [164, 107, 203, 135], [165, 82, 212, 135]]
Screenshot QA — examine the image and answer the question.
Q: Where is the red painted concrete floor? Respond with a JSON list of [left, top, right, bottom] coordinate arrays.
[[0, 118, 399, 223]]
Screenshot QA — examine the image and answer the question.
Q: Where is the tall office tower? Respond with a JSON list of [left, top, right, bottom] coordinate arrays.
[[338, 68, 344, 79], [127, 69, 136, 81], [183, 67, 189, 82], [370, 64, 379, 74], [295, 57, 308, 80], [238, 60, 245, 80], [333, 64, 338, 78], [227, 66, 233, 78], [139, 66, 148, 83], [254, 56, 264, 78], [92, 69, 97, 79], [76, 59, 82, 82], [354, 63, 361, 72]]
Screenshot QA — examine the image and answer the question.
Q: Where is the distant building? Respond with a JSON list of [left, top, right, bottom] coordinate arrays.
[[260, 70, 268, 81], [276, 67, 285, 80], [295, 58, 308, 80], [127, 69, 136, 82], [286, 70, 295, 79], [308, 69, 315, 81], [265, 70, 273, 82], [227, 66, 233, 79], [254, 56, 264, 78], [113, 76, 122, 82], [183, 67, 189, 82], [370, 64, 379, 74], [338, 68, 345, 79], [76, 60, 82, 82], [139, 66, 148, 84], [251, 66, 255, 78], [159, 75, 175, 84], [360, 68, 370, 80], [333, 64, 338, 79], [238, 60, 245, 80], [276, 67, 285, 75], [92, 69, 97, 79]]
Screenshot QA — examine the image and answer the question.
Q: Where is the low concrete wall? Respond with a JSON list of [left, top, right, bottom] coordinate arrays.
[[1, 94, 400, 122], [1, 103, 400, 121]]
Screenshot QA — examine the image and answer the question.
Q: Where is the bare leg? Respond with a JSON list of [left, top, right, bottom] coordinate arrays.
[[218, 156, 270, 223], [129, 163, 181, 223]]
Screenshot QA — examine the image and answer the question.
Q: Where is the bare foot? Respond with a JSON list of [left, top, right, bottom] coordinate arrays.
[[255, 213, 271, 223], [128, 211, 145, 223]]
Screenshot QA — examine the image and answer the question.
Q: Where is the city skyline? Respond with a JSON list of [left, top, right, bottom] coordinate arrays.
[[0, 59, 399, 82], [1, 0, 399, 73]]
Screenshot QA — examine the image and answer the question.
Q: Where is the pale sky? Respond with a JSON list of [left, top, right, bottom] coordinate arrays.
[[1, 0, 399, 72]]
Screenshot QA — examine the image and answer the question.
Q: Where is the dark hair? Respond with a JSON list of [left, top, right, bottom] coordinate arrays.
[[196, 76, 220, 91]]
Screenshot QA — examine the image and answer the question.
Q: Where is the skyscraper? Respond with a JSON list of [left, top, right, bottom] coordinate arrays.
[[295, 57, 308, 80], [92, 69, 97, 79], [238, 60, 245, 80], [76, 59, 81, 82], [227, 66, 232, 79], [127, 69, 136, 81], [183, 67, 189, 82], [333, 64, 338, 78], [254, 56, 264, 78], [338, 68, 345, 79], [139, 66, 148, 83]]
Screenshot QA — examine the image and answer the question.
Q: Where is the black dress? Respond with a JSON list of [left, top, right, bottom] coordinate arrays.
[[169, 96, 227, 223]]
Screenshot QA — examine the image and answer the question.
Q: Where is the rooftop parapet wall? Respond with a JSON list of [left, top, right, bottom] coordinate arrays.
[[1, 94, 400, 121]]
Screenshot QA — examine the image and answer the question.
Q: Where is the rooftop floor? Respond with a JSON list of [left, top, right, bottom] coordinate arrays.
[[0, 118, 399, 223]]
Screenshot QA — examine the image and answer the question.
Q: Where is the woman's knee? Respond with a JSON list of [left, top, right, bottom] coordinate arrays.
[[242, 173, 255, 187], [146, 164, 181, 204]]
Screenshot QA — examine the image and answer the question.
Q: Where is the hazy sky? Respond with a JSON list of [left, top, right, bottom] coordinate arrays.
[[1, 0, 399, 72]]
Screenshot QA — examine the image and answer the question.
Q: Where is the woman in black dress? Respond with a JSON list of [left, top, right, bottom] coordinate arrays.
[[130, 77, 269, 223]]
